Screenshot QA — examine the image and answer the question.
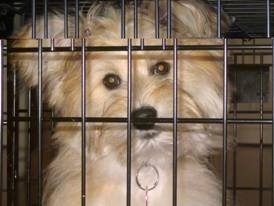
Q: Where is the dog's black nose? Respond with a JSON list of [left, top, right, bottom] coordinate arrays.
[[132, 106, 157, 130]]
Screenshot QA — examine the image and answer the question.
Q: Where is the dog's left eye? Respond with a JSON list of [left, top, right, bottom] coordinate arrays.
[[151, 61, 170, 76], [103, 73, 121, 90]]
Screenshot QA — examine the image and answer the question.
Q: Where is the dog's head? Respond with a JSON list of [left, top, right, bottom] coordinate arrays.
[[9, 0, 228, 166]]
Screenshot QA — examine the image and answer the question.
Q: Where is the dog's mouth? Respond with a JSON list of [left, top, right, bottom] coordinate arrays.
[[132, 126, 173, 165], [131, 106, 173, 153], [136, 129, 161, 139]]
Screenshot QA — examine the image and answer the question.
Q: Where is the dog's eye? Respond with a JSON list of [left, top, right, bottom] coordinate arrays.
[[103, 73, 121, 90], [151, 61, 170, 76]]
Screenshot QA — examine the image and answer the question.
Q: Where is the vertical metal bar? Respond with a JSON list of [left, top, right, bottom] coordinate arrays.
[[241, 40, 245, 64], [32, 0, 36, 38], [44, 0, 48, 38], [172, 38, 178, 206], [75, 0, 79, 38], [155, 0, 159, 38], [26, 89, 32, 206], [50, 39, 55, 52], [232, 69, 238, 205], [30, 88, 38, 206], [134, 0, 138, 38], [259, 56, 265, 206], [162, 39, 166, 50], [167, 0, 171, 38], [0, 40, 3, 206], [222, 38, 228, 206], [6, 53, 16, 206], [37, 39, 43, 206], [217, 0, 221, 38], [81, 38, 87, 206], [266, 0, 271, 38], [11, 62, 19, 206], [271, 37, 274, 206], [140, 38, 144, 50], [252, 40, 256, 64], [127, 39, 132, 206], [257, 53, 265, 205], [121, 0, 126, 38], [64, 0, 68, 38], [71, 39, 75, 52]]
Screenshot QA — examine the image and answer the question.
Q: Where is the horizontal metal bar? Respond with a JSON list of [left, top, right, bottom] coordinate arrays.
[[237, 143, 273, 148], [9, 116, 274, 124], [12, 108, 274, 115], [8, 44, 274, 53], [227, 186, 272, 191]]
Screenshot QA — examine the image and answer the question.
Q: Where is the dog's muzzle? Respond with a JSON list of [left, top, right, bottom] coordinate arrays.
[[131, 106, 157, 130]]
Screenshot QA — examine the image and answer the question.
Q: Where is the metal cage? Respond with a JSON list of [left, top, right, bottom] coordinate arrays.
[[0, 0, 274, 206]]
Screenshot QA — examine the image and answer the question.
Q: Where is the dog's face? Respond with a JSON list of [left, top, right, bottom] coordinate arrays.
[[33, 39, 222, 168], [83, 48, 176, 166]]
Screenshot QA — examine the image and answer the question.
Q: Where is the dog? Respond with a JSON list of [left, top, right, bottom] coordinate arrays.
[[10, 0, 230, 205]]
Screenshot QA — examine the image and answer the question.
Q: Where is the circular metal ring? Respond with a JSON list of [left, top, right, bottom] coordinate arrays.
[[136, 162, 160, 191]]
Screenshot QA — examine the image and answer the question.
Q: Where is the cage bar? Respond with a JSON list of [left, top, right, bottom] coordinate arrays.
[[222, 38, 228, 206], [6, 115, 274, 125], [81, 38, 87, 206], [6, 55, 19, 206], [167, 0, 172, 38], [155, 0, 160, 38], [121, 0, 126, 38], [64, 0, 68, 38], [272, 37, 274, 206], [259, 65, 264, 206], [50, 39, 55, 52], [0, 40, 4, 206], [231, 65, 238, 206], [266, 0, 271, 38], [9, 43, 274, 53], [133, 0, 138, 38], [217, 0, 221, 38], [37, 39, 43, 206], [32, 0, 36, 38], [26, 89, 32, 206], [75, 0, 79, 38], [126, 39, 132, 206], [172, 38, 178, 206], [43, 0, 48, 38]]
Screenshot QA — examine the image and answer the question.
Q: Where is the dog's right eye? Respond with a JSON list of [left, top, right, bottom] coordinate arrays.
[[151, 61, 170, 76], [103, 73, 121, 90]]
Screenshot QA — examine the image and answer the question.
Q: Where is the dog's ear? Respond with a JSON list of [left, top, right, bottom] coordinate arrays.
[[9, 13, 76, 109], [174, 0, 231, 37], [144, 0, 230, 37]]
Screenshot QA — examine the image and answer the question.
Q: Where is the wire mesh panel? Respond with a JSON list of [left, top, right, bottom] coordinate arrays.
[[0, 40, 6, 206], [226, 39, 274, 206], [0, 1, 274, 206]]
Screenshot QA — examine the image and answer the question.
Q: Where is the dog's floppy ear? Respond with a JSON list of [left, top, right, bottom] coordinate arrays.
[[149, 0, 230, 37], [175, 0, 231, 37], [9, 12, 76, 109]]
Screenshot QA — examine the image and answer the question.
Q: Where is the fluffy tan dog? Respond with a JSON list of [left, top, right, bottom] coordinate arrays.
[[10, 0, 229, 205]]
